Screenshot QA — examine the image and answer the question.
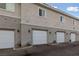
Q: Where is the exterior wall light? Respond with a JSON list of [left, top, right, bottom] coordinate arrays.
[[49, 32, 51, 34], [17, 29, 20, 32], [28, 30, 31, 33]]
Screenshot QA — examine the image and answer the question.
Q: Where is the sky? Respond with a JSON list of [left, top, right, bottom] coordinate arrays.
[[48, 3, 79, 18]]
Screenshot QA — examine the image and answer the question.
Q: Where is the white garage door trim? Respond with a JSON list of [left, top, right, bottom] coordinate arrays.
[[32, 30, 47, 45], [71, 33, 76, 42], [0, 30, 14, 49], [56, 32, 65, 43]]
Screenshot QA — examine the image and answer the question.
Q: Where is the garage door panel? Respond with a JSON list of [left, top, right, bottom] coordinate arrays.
[[71, 33, 76, 42], [33, 30, 47, 45], [0, 42, 14, 48], [0, 30, 14, 48], [56, 32, 65, 43]]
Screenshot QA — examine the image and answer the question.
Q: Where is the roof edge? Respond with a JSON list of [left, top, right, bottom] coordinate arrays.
[[34, 3, 79, 21]]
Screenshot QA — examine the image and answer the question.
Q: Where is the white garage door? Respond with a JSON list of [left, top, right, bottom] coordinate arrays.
[[0, 30, 14, 49], [32, 30, 47, 45], [71, 33, 76, 42], [56, 32, 65, 43]]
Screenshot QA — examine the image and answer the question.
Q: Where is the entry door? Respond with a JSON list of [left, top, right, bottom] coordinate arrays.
[[32, 30, 47, 45], [0, 30, 14, 49], [56, 32, 65, 43], [71, 33, 76, 42]]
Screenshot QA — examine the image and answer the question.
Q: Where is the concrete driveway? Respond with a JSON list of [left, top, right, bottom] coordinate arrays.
[[26, 43, 79, 56], [0, 43, 79, 56]]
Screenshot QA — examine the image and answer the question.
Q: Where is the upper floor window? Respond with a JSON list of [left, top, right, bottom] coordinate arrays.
[[73, 20, 75, 25], [39, 8, 45, 16], [73, 20, 77, 25], [0, 3, 15, 12], [0, 3, 6, 9], [60, 16, 64, 23]]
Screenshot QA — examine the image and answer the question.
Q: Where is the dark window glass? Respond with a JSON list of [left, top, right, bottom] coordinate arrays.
[[39, 9, 42, 16], [0, 3, 6, 9], [60, 16, 63, 22], [39, 8, 45, 16]]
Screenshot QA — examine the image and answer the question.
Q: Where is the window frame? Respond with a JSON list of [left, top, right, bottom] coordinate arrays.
[[38, 8, 46, 16], [60, 16, 64, 23], [0, 3, 15, 12], [0, 3, 6, 9]]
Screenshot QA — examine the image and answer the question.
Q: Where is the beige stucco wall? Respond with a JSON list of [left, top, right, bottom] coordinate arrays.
[[74, 20, 79, 31], [20, 3, 79, 47], [21, 24, 79, 46], [0, 15, 21, 48], [0, 3, 20, 18], [21, 3, 79, 31]]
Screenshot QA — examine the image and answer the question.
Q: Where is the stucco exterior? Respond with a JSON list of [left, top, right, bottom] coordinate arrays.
[[21, 3, 79, 31], [0, 15, 21, 48], [21, 24, 79, 46], [0, 3, 79, 49], [0, 3, 21, 48], [0, 3, 20, 18], [20, 3, 79, 47]]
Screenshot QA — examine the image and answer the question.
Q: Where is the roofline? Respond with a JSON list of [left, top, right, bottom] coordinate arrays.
[[34, 3, 79, 21]]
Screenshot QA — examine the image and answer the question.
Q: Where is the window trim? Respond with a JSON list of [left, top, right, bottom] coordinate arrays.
[[0, 3, 6, 9], [60, 15, 64, 23], [6, 3, 15, 12], [38, 8, 46, 17], [0, 3, 15, 12]]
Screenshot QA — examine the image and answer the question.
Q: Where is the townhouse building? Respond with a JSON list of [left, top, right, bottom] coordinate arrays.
[[0, 3, 79, 49]]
